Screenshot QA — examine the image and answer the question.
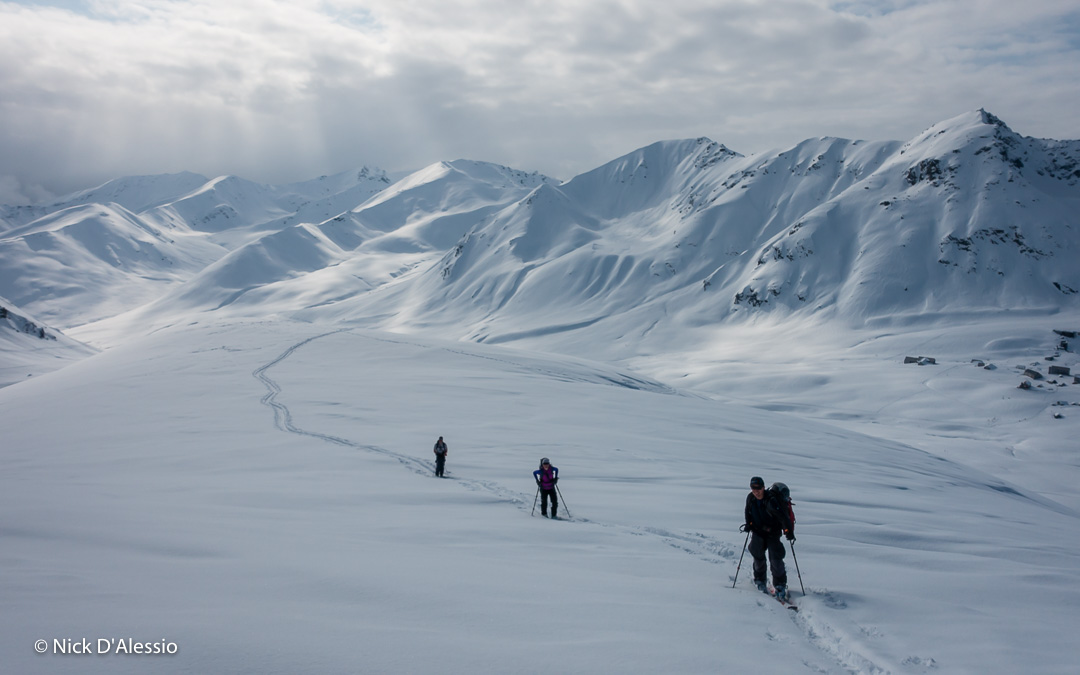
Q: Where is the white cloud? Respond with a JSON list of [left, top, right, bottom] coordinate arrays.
[[1, 0, 1078, 198], [0, 173, 54, 205]]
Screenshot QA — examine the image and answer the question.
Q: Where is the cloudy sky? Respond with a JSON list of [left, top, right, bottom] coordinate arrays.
[[1, 0, 1078, 203]]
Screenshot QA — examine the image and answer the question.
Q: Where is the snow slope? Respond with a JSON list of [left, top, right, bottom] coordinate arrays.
[[0, 202, 223, 327], [2, 110, 1079, 673], [332, 111, 1079, 347], [1, 319, 1077, 674], [0, 167, 397, 328], [70, 160, 554, 347]]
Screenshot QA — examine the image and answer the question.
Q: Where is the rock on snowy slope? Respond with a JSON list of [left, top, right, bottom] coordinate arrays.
[[0, 294, 96, 387]]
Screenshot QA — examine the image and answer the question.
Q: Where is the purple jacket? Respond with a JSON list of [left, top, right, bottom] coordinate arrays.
[[534, 465, 558, 490]]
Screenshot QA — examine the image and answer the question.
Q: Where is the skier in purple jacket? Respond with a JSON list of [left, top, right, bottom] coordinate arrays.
[[533, 458, 559, 518]]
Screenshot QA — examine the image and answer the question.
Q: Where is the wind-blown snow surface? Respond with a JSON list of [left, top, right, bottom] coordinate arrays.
[[2, 319, 1079, 674]]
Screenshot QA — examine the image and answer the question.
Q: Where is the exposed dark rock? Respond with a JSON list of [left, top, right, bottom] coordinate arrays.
[[906, 158, 944, 185]]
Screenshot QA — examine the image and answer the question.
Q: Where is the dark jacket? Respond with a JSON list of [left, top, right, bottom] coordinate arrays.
[[745, 490, 794, 537]]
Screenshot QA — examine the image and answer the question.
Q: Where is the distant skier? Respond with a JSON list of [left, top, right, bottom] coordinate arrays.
[[433, 436, 448, 477], [741, 476, 795, 600], [533, 458, 559, 518]]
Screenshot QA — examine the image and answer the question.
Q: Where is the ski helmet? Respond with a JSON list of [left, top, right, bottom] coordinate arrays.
[[750, 476, 765, 489], [540, 457, 551, 467], [770, 482, 791, 502]]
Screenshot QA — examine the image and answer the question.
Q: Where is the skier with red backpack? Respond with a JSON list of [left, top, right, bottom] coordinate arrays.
[[741, 476, 796, 601]]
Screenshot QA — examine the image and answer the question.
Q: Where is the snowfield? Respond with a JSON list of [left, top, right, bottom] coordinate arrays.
[[2, 319, 1078, 674], [2, 110, 1079, 673]]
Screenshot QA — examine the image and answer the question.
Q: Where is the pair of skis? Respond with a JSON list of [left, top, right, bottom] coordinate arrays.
[[758, 584, 798, 611], [734, 530, 802, 611]]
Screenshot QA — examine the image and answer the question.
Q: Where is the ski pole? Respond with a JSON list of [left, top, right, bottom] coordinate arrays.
[[555, 484, 571, 519], [531, 485, 540, 516], [732, 529, 750, 588], [790, 540, 805, 595]]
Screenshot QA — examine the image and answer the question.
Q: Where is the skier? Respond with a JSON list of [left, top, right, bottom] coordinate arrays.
[[433, 436, 448, 477], [741, 476, 795, 600], [533, 458, 559, 518]]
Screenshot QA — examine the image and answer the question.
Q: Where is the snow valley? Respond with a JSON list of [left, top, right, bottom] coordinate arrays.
[[2, 111, 1079, 674]]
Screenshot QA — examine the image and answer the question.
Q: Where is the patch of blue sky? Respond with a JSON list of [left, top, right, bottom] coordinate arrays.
[[3, 0, 94, 13], [328, 5, 382, 32], [829, 0, 921, 18]]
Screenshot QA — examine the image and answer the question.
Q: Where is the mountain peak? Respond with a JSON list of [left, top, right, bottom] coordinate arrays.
[[52, 171, 210, 213], [977, 107, 1002, 126], [603, 137, 741, 173], [904, 109, 1011, 150]]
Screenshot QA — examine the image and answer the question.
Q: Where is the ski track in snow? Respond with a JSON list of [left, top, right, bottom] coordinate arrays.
[[254, 329, 900, 675]]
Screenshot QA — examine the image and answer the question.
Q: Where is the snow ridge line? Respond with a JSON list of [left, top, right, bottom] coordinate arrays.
[[253, 329, 893, 674]]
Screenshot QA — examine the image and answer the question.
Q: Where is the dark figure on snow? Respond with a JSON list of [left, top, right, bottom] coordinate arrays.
[[433, 436, 448, 477], [742, 476, 795, 600], [534, 458, 559, 518]]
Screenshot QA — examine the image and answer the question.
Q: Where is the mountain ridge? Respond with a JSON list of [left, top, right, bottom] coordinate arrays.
[[0, 110, 1076, 357], [333, 110, 1078, 351]]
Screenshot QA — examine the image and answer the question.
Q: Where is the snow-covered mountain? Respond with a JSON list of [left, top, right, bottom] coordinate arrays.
[[2, 111, 1080, 674], [0, 202, 223, 327], [0, 171, 210, 230], [60, 160, 555, 344], [3, 109, 1071, 494], [338, 110, 1079, 352], [4, 110, 1076, 349], [0, 166, 396, 328]]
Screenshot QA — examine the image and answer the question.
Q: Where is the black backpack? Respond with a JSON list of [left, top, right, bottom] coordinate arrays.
[[768, 482, 796, 527]]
